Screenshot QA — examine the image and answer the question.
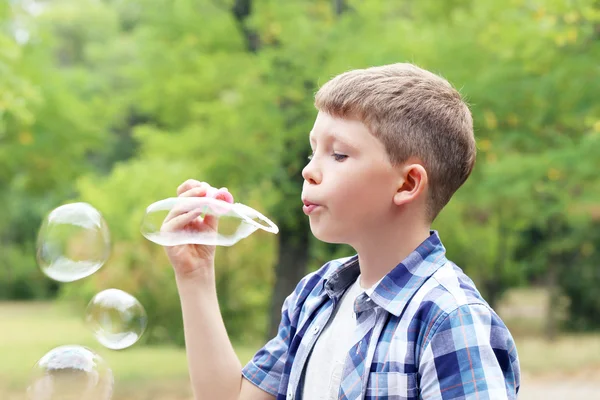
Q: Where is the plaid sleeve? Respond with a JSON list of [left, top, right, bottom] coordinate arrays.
[[418, 304, 520, 399], [241, 289, 297, 396]]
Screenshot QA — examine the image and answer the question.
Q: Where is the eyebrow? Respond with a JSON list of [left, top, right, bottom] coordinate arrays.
[[309, 131, 355, 147]]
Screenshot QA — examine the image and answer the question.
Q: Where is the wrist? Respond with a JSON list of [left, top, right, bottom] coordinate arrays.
[[175, 263, 216, 286]]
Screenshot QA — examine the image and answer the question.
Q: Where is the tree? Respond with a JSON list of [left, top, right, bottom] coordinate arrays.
[[4, 0, 600, 344], [0, 0, 117, 299]]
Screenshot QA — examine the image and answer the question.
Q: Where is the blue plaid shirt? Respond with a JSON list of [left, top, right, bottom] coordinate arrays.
[[242, 231, 520, 399]]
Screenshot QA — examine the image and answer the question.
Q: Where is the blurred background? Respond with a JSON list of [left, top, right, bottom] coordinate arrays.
[[1, 0, 599, 399]]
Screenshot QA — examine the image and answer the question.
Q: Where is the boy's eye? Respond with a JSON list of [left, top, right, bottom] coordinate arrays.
[[307, 152, 347, 161]]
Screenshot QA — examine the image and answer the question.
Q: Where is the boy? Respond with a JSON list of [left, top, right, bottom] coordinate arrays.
[[164, 63, 520, 399]]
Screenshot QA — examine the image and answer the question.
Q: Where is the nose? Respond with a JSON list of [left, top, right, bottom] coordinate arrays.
[[302, 157, 321, 185]]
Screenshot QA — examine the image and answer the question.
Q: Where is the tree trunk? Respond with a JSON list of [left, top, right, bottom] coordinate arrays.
[[265, 0, 352, 341], [483, 208, 508, 309], [267, 213, 311, 339], [545, 261, 559, 341], [229, 0, 312, 341], [232, 0, 260, 52], [333, 0, 346, 15], [544, 214, 566, 342]]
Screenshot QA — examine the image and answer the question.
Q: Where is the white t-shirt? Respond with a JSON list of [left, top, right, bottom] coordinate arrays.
[[301, 276, 365, 399]]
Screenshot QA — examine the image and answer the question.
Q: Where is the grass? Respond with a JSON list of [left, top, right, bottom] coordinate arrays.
[[516, 334, 600, 376], [0, 301, 257, 399], [2, 289, 600, 399], [496, 287, 549, 336], [496, 287, 600, 376]]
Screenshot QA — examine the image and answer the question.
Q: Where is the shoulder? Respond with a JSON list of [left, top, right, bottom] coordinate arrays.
[[413, 260, 489, 317], [413, 263, 520, 396], [408, 261, 513, 344], [417, 301, 521, 398], [412, 260, 517, 355]]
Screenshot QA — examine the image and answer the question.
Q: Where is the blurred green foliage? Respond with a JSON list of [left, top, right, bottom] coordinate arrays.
[[1, 0, 599, 343]]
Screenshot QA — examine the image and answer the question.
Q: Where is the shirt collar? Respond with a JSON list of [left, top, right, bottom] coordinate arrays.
[[322, 230, 448, 317]]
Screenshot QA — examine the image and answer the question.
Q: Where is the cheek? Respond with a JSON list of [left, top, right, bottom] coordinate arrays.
[[328, 169, 368, 200], [335, 171, 390, 208], [350, 188, 395, 227], [328, 193, 380, 233]]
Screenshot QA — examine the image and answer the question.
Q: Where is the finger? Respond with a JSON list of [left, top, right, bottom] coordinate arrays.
[[206, 186, 218, 198], [199, 199, 229, 230], [213, 189, 234, 204], [180, 185, 210, 198], [177, 179, 207, 196], [201, 212, 220, 232], [163, 198, 207, 224], [161, 208, 205, 232]]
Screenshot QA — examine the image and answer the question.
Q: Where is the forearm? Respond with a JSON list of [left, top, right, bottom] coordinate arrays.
[[176, 269, 243, 400]]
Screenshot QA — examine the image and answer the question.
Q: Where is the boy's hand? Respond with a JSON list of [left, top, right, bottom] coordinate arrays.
[[161, 179, 234, 279]]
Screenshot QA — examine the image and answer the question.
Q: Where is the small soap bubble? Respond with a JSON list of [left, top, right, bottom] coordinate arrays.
[[85, 289, 148, 350], [36, 202, 110, 282], [141, 196, 278, 247], [27, 345, 113, 400]]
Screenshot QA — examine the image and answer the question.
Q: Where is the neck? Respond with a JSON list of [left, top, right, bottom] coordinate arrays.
[[353, 216, 431, 289]]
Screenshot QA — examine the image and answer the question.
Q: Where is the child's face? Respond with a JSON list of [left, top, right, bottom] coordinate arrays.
[[302, 112, 402, 245]]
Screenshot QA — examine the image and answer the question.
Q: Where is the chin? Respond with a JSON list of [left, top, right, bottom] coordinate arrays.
[[309, 222, 348, 244]]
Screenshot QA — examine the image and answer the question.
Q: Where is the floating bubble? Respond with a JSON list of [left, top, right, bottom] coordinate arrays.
[[36, 202, 110, 282], [141, 196, 278, 247], [27, 345, 113, 400], [85, 289, 148, 350]]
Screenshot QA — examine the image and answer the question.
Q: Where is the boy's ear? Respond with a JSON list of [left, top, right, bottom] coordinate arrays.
[[393, 162, 428, 206]]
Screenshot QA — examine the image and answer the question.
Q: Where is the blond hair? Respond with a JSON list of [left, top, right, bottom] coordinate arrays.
[[314, 63, 476, 221]]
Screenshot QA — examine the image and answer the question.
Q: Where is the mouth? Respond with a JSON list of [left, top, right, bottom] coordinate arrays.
[[302, 199, 321, 215]]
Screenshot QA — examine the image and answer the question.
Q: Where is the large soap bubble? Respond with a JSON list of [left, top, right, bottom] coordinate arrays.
[[141, 196, 278, 247], [36, 203, 111, 282], [27, 345, 114, 400], [85, 288, 148, 350]]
